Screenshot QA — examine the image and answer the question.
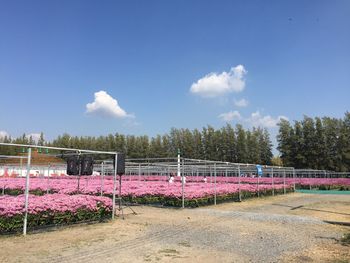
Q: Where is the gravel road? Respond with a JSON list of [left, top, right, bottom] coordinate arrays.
[[0, 193, 349, 263]]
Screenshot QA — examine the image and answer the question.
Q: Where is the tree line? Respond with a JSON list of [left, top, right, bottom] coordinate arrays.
[[0, 124, 273, 165], [277, 112, 350, 172]]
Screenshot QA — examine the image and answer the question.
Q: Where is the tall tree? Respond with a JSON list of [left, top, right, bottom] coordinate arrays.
[[339, 112, 350, 171], [259, 128, 273, 165], [235, 124, 248, 163], [291, 121, 306, 168], [277, 119, 293, 166], [301, 116, 318, 168]]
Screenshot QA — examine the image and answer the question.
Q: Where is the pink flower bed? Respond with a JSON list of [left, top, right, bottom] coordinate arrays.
[[293, 178, 350, 187], [1, 176, 349, 196], [1, 175, 347, 211], [101, 175, 350, 186], [0, 194, 112, 232], [0, 194, 112, 217], [1, 175, 346, 232], [0, 177, 292, 199]]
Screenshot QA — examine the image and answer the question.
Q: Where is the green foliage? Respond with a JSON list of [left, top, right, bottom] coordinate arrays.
[[2, 125, 273, 165], [120, 188, 292, 208], [277, 112, 350, 171], [0, 206, 110, 233], [271, 156, 283, 166], [341, 233, 350, 246]]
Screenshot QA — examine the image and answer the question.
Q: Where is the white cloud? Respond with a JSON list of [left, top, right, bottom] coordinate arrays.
[[234, 98, 249, 107], [218, 110, 241, 122], [190, 65, 247, 97], [86, 90, 134, 119], [0, 130, 9, 139], [247, 111, 288, 128]]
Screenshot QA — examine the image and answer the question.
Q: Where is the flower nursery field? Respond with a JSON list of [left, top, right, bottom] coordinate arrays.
[[0, 176, 349, 233], [0, 193, 349, 263]]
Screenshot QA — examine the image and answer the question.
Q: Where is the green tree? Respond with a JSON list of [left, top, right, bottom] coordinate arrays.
[[259, 128, 273, 165], [291, 121, 306, 168], [277, 119, 293, 166], [235, 124, 248, 163], [339, 112, 350, 171]]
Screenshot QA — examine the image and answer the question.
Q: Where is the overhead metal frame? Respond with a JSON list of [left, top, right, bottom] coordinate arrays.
[[1, 142, 348, 233], [0, 142, 120, 235]]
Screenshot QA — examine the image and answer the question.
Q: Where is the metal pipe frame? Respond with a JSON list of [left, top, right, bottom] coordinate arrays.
[[0, 142, 120, 236]]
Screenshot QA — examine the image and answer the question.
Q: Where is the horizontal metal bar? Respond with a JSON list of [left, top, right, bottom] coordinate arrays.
[[126, 157, 177, 161], [0, 142, 118, 155], [0, 155, 28, 159]]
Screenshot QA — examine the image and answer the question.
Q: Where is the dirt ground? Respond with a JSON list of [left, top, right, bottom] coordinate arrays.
[[0, 193, 349, 263]]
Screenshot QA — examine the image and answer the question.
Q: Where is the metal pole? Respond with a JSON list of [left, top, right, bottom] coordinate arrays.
[[138, 164, 141, 184], [272, 167, 274, 196], [20, 157, 23, 177], [77, 176, 80, 193], [309, 170, 312, 190], [238, 165, 241, 201], [0, 142, 117, 155], [177, 149, 181, 177], [293, 168, 296, 191], [257, 174, 260, 197], [100, 162, 104, 197], [181, 159, 185, 208], [283, 169, 286, 194], [112, 154, 118, 220], [214, 163, 217, 205], [210, 166, 212, 184], [23, 148, 31, 236], [119, 174, 122, 211], [46, 164, 50, 194]]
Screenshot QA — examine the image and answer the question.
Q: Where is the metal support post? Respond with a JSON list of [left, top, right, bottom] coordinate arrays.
[[214, 163, 217, 205], [100, 162, 104, 197], [238, 165, 241, 202], [293, 168, 296, 191], [181, 159, 185, 209], [46, 164, 50, 194], [283, 170, 286, 194], [119, 174, 122, 212], [177, 149, 181, 177], [138, 164, 141, 183], [112, 154, 118, 220], [23, 148, 32, 236], [272, 167, 274, 196], [257, 174, 260, 197]]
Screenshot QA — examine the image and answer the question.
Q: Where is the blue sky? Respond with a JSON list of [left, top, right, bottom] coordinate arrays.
[[0, 0, 349, 148]]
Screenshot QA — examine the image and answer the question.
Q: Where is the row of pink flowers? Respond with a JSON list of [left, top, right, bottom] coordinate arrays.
[[1, 176, 348, 202], [1, 176, 349, 191], [0, 177, 292, 199], [115, 175, 350, 186], [0, 193, 112, 217]]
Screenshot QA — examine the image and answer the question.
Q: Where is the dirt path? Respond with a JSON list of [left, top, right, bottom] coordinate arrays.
[[0, 193, 349, 263]]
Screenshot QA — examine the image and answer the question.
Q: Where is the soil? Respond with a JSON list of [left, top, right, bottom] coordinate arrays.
[[0, 193, 349, 263]]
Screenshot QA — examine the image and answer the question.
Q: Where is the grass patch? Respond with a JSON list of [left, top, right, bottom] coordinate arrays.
[[158, 248, 180, 254], [178, 241, 191, 247], [340, 233, 350, 246]]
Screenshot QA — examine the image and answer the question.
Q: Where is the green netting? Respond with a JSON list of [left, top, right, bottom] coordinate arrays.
[[296, 189, 350, 195]]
